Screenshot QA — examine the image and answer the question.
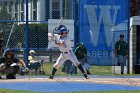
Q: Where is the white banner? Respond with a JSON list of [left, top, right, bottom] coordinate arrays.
[[48, 19, 74, 49]]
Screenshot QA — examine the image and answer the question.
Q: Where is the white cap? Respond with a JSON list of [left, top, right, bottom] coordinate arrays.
[[29, 50, 35, 54]]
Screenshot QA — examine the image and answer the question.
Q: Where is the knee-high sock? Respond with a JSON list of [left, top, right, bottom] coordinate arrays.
[[51, 68, 57, 76], [78, 64, 85, 74]]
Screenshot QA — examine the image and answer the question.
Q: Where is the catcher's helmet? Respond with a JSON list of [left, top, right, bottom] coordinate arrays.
[[57, 25, 69, 34], [4, 49, 15, 58]]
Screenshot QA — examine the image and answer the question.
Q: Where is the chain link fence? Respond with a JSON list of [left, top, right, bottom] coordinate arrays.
[[0, 0, 74, 56], [0, 0, 131, 75], [0, 0, 76, 75]]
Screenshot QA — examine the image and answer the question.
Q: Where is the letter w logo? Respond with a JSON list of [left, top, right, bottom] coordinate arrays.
[[85, 5, 120, 47]]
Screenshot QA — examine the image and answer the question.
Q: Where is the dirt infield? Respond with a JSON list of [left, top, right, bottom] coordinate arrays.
[[0, 76, 140, 86]]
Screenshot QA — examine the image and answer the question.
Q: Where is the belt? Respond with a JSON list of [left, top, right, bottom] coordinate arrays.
[[61, 50, 71, 54]]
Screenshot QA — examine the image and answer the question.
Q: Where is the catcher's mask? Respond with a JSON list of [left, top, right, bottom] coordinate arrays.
[[4, 49, 15, 58]]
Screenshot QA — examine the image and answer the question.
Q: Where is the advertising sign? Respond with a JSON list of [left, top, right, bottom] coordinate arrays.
[[79, 0, 129, 65]]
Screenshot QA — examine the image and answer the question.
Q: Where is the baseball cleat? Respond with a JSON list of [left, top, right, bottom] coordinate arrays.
[[0, 76, 2, 79], [86, 70, 91, 75], [49, 75, 54, 79], [83, 73, 89, 79], [6, 75, 16, 79]]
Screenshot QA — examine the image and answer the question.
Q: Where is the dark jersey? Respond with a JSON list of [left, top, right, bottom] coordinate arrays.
[[74, 46, 87, 59], [0, 58, 19, 68], [115, 40, 128, 56]]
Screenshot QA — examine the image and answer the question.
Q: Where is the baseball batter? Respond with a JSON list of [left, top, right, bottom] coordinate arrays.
[[49, 25, 89, 79]]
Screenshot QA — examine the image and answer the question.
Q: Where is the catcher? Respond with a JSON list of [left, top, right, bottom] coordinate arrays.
[[49, 25, 89, 79], [0, 49, 26, 79]]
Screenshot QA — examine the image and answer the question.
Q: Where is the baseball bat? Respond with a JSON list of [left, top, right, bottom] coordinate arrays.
[[53, 17, 63, 34], [55, 17, 63, 30], [48, 17, 63, 41]]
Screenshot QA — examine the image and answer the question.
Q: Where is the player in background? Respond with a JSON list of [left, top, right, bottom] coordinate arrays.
[[115, 34, 128, 74], [74, 42, 91, 75], [49, 25, 89, 79], [28, 50, 41, 74]]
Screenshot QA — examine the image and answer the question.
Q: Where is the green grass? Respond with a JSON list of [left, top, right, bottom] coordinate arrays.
[[0, 89, 140, 93], [0, 89, 43, 93], [0, 63, 139, 93], [59, 91, 140, 93], [43, 62, 140, 76], [42, 62, 112, 76]]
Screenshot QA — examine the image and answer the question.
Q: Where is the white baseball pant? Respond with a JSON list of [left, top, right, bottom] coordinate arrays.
[[53, 50, 80, 68]]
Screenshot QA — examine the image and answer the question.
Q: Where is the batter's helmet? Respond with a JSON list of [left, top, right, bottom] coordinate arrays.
[[57, 25, 69, 34]]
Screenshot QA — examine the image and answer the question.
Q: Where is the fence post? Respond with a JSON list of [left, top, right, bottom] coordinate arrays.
[[127, 0, 130, 74], [25, 0, 29, 67]]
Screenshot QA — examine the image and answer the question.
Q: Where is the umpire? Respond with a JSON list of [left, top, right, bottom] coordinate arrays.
[[74, 42, 91, 74]]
